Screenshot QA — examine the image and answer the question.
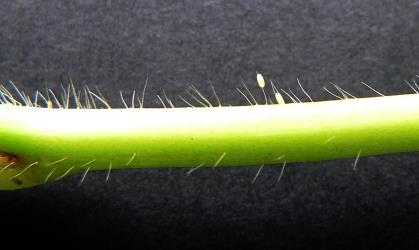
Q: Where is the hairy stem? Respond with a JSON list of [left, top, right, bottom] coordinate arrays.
[[0, 94, 418, 190]]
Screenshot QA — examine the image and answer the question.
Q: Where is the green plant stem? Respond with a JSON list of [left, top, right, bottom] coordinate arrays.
[[0, 94, 418, 189]]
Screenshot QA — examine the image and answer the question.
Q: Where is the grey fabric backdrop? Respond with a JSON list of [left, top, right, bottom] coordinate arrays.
[[0, 0, 418, 249]]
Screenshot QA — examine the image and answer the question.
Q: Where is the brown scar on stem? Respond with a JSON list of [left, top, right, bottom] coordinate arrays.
[[0, 153, 24, 185], [0, 152, 17, 166]]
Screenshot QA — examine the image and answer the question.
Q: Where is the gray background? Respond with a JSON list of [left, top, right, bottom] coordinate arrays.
[[0, 0, 419, 249]]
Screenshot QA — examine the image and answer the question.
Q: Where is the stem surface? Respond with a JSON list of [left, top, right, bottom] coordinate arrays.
[[0, 94, 418, 189]]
